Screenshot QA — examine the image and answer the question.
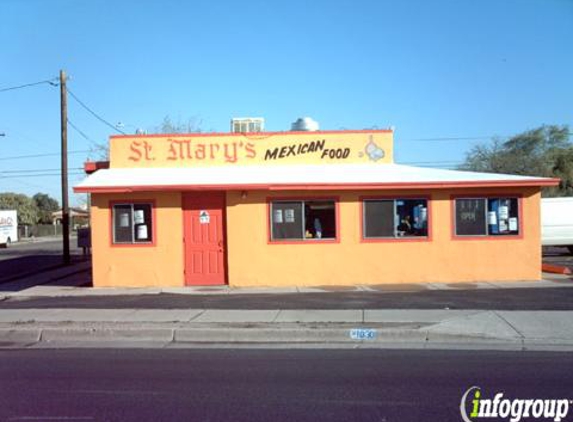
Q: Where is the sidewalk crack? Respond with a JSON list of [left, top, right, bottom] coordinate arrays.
[[493, 311, 525, 339], [188, 309, 206, 322], [271, 310, 281, 323]]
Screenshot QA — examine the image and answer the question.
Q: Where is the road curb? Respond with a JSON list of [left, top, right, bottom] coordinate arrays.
[[0, 328, 42, 344], [40, 327, 175, 343], [1, 324, 572, 351]]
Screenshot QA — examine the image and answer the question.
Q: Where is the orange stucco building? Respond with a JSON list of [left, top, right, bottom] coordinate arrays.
[[75, 130, 558, 288]]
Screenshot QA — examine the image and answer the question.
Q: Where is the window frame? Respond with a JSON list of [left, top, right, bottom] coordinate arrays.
[[451, 194, 523, 240], [110, 200, 157, 247], [267, 196, 340, 244], [360, 195, 432, 242]]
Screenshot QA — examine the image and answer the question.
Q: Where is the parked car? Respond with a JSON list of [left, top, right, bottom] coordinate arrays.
[[541, 197, 573, 254]]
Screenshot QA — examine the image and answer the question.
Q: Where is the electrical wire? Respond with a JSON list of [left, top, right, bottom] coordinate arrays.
[[67, 88, 126, 135], [0, 78, 58, 93], [1, 177, 46, 190], [0, 168, 83, 174], [398, 132, 571, 143], [0, 172, 85, 179], [399, 136, 508, 142], [67, 119, 105, 149], [0, 150, 92, 161]]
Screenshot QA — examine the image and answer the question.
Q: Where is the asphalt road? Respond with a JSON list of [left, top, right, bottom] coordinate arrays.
[[0, 237, 82, 283], [0, 349, 571, 422], [3, 285, 573, 310]]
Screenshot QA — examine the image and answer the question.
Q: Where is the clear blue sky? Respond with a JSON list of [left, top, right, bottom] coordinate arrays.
[[1, 0, 572, 206]]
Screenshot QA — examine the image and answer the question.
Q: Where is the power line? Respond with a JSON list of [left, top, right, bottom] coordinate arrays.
[[402, 160, 463, 165], [399, 136, 508, 143], [1, 177, 46, 190], [0, 172, 84, 179], [0, 149, 91, 161], [0, 77, 59, 93], [68, 119, 104, 149], [398, 132, 572, 143], [67, 88, 126, 135], [0, 168, 83, 174]]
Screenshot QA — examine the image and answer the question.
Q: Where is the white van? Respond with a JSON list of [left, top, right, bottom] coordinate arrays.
[[541, 197, 573, 254], [0, 210, 18, 247]]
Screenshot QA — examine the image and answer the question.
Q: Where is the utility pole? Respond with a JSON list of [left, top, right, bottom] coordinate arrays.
[[60, 69, 70, 265]]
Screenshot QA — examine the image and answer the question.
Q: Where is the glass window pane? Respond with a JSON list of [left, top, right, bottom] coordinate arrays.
[[271, 202, 303, 240], [396, 199, 428, 237], [487, 198, 519, 236], [113, 205, 133, 243], [456, 198, 486, 236], [364, 200, 394, 237], [133, 204, 153, 242], [304, 201, 336, 239]]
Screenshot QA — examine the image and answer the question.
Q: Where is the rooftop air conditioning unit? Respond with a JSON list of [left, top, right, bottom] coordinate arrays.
[[231, 117, 264, 133], [291, 117, 319, 132]]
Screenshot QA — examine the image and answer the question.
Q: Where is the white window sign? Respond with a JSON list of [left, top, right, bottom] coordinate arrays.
[[199, 210, 210, 224], [119, 213, 130, 228], [134, 209, 145, 224], [509, 217, 518, 232], [136, 225, 148, 240], [499, 220, 508, 232], [499, 205, 509, 220], [273, 209, 283, 224], [285, 209, 295, 223]]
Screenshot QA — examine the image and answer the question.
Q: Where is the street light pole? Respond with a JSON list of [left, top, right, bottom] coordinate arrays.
[[60, 69, 70, 265]]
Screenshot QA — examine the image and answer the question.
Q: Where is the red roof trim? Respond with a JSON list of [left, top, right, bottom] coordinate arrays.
[[110, 129, 393, 140], [74, 178, 559, 194]]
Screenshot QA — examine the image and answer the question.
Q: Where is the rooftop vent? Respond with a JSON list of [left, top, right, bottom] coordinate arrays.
[[291, 117, 319, 132]]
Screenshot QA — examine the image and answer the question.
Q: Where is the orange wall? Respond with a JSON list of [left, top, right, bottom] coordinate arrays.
[[90, 192, 184, 287], [225, 188, 541, 286], [90, 187, 541, 288]]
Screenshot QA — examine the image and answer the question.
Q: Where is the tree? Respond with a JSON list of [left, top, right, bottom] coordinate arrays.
[[33, 193, 60, 224], [0, 193, 39, 225], [83, 116, 204, 161], [459, 125, 573, 197], [153, 115, 203, 134]]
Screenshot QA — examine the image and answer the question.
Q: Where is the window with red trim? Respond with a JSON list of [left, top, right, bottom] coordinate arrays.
[[363, 198, 428, 239], [112, 203, 153, 244], [454, 197, 519, 236], [270, 200, 336, 241]]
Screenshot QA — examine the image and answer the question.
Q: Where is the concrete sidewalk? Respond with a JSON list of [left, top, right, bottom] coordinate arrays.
[[2, 261, 573, 351], [0, 258, 572, 299], [1, 308, 572, 351]]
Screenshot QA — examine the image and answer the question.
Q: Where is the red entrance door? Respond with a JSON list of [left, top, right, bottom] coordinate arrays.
[[183, 192, 227, 286]]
